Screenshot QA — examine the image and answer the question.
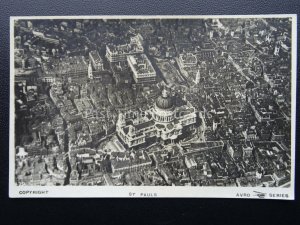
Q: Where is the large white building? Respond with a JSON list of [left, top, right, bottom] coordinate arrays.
[[32, 30, 60, 45], [116, 88, 197, 148], [89, 50, 103, 71], [106, 35, 144, 62], [127, 54, 156, 83]]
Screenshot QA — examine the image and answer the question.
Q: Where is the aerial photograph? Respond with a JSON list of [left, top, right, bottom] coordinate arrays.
[[12, 17, 293, 188]]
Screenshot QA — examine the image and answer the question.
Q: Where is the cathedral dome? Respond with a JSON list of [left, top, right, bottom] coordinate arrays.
[[156, 89, 174, 110]]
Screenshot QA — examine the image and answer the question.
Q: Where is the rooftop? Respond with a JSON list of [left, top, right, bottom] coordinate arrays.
[[127, 54, 155, 75]]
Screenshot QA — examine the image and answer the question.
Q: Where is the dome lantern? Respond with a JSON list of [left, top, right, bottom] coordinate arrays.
[[155, 88, 174, 110]]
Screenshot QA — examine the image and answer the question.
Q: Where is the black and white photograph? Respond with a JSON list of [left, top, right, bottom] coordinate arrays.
[[9, 15, 297, 199]]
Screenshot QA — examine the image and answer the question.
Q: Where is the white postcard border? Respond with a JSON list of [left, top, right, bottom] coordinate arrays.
[[9, 14, 297, 199]]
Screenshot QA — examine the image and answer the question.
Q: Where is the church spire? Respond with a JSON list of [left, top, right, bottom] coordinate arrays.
[[195, 68, 200, 85], [88, 62, 93, 79]]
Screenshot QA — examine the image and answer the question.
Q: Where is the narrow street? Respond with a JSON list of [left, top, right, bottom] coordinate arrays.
[[228, 54, 252, 82]]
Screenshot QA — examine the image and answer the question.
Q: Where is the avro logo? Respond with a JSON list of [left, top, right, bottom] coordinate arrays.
[[253, 191, 267, 199]]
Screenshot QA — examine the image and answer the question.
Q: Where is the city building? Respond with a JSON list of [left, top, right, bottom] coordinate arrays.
[[110, 151, 152, 173], [106, 35, 144, 62], [42, 56, 88, 82], [127, 54, 157, 83], [178, 53, 198, 70], [89, 50, 103, 71], [116, 88, 197, 148], [32, 30, 60, 45]]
